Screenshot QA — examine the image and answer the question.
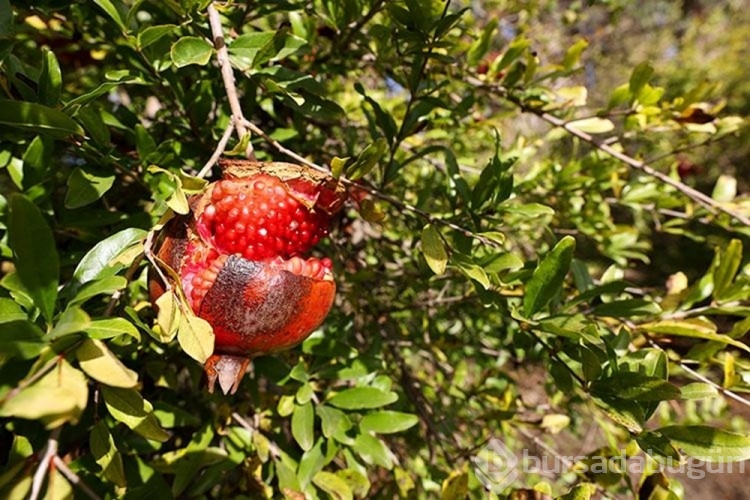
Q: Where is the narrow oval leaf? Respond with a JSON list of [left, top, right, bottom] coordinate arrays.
[[0, 320, 45, 359], [65, 166, 116, 209], [680, 383, 719, 400], [138, 24, 177, 49], [85, 317, 141, 341], [329, 387, 398, 410], [69, 276, 128, 307], [292, 401, 315, 452], [101, 386, 170, 442], [8, 194, 59, 322], [93, 0, 127, 31], [360, 411, 419, 434], [523, 236, 576, 317], [421, 224, 448, 275], [170, 36, 213, 68], [0, 100, 84, 137], [72, 228, 146, 284], [313, 471, 353, 500], [658, 425, 750, 462], [567, 117, 615, 134], [76, 339, 138, 388], [38, 48, 62, 106], [90, 420, 127, 487], [177, 312, 215, 363], [638, 319, 750, 354], [591, 373, 681, 401], [346, 138, 388, 181], [49, 306, 91, 339]]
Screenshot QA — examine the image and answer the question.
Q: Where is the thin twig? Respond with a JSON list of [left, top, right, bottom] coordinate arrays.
[[466, 77, 750, 227], [240, 118, 502, 248], [30, 428, 61, 500], [231, 412, 281, 457], [641, 334, 750, 409], [207, 2, 255, 160], [53, 456, 101, 500], [198, 121, 235, 178]]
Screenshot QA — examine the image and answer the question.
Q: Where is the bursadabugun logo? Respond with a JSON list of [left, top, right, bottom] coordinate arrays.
[[471, 438, 519, 493]]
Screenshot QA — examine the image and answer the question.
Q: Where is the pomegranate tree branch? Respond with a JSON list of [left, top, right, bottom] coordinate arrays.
[[29, 428, 61, 500], [198, 121, 235, 179], [239, 118, 502, 249], [466, 77, 750, 227], [53, 456, 101, 500], [207, 2, 255, 160]]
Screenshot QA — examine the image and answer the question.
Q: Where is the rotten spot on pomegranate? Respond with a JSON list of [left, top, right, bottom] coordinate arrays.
[[149, 161, 347, 394]]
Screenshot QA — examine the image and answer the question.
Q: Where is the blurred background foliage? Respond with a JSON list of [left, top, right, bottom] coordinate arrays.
[[1, 0, 749, 498]]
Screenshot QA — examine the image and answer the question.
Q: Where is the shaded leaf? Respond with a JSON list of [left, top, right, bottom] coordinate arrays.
[[658, 425, 750, 462], [421, 224, 448, 275], [101, 386, 170, 442], [171, 36, 213, 68], [523, 236, 576, 316], [329, 387, 398, 410], [0, 100, 84, 137], [8, 194, 59, 322]]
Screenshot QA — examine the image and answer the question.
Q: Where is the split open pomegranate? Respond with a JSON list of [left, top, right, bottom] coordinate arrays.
[[149, 161, 346, 394]]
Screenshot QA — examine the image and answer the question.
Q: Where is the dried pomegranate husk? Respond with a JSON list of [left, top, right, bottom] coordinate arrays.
[[149, 161, 346, 394]]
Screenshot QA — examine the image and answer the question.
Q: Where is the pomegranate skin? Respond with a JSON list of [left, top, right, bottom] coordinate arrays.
[[149, 161, 346, 393], [198, 255, 336, 355]]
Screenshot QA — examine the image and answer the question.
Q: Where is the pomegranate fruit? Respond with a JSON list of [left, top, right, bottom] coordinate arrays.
[[149, 160, 346, 394]]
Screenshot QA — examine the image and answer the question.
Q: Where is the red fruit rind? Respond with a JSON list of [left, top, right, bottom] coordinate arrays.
[[150, 161, 346, 394]]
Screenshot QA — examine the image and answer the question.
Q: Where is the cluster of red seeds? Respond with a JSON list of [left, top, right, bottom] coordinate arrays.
[[201, 175, 328, 261]]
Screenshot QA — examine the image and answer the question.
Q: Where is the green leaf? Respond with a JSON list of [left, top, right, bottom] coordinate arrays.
[[135, 124, 157, 161], [0, 0, 13, 37], [317, 405, 352, 439], [560, 483, 597, 500], [496, 37, 529, 72], [562, 38, 589, 70], [713, 239, 742, 299], [592, 397, 644, 433], [329, 387, 398, 410], [592, 299, 661, 318], [658, 425, 750, 462], [639, 319, 750, 355], [8, 194, 59, 322], [680, 383, 719, 400], [65, 166, 116, 209], [292, 401, 315, 452], [155, 292, 180, 343], [352, 433, 392, 469], [629, 61, 654, 98], [441, 469, 469, 500], [567, 117, 615, 134], [72, 228, 146, 285], [313, 471, 353, 500], [467, 19, 498, 66], [523, 236, 576, 317], [298, 439, 325, 488], [138, 24, 178, 49], [69, 276, 128, 307], [0, 320, 45, 359], [93, 0, 127, 31], [75, 106, 110, 147], [177, 312, 215, 364], [636, 431, 682, 463], [421, 224, 448, 275], [452, 252, 491, 289], [101, 386, 170, 442], [91, 421, 127, 487], [85, 317, 141, 341], [360, 411, 419, 434], [0, 100, 84, 138], [38, 49, 62, 106], [591, 373, 681, 401], [76, 339, 138, 388], [0, 298, 26, 324], [170, 36, 213, 68], [49, 306, 91, 339], [0, 359, 88, 429], [346, 138, 388, 181]]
